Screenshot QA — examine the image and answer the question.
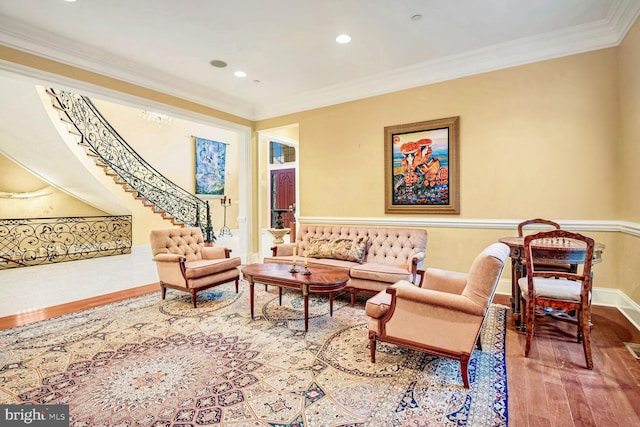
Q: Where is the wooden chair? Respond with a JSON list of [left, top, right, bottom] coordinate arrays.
[[518, 229, 595, 369], [517, 218, 561, 237], [518, 218, 575, 273]]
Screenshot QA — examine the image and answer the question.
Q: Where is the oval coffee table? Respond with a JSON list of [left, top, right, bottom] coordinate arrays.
[[241, 263, 349, 331]]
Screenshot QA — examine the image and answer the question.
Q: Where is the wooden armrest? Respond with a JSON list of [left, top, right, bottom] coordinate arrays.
[[409, 252, 426, 283]]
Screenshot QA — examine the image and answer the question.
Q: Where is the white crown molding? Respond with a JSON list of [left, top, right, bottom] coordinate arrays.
[[0, 60, 252, 136], [0, 17, 256, 119], [254, 1, 640, 119], [298, 217, 640, 236], [1, 1, 639, 121]]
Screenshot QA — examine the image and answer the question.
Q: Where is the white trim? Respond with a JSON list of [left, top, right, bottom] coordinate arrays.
[[253, 0, 640, 119], [495, 286, 640, 333], [2, 1, 639, 121], [299, 217, 640, 236], [0, 62, 249, 134], [591, 288, 640, 332]]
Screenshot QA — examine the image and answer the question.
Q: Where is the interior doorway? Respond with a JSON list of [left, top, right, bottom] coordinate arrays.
[[271, 168, 295, 228], [258, 128, 299, 260]]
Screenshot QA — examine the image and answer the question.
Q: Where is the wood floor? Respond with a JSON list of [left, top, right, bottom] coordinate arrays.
[[1, 288, 638, 426]]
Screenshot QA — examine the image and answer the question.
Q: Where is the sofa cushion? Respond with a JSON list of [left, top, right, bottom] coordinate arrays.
[[350, 262, 412, 284], [184, 257, 241, 279], [303, 237, 368, 263]]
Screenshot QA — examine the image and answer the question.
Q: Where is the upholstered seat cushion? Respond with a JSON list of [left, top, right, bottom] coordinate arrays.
[[518, 276, 584, 301], [350, 262, 411, 284], [184, 257, 241, 279]]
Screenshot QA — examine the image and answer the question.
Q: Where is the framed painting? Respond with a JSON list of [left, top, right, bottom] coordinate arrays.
[[195, 137, 227, 196], [384, 116, 460, 214]]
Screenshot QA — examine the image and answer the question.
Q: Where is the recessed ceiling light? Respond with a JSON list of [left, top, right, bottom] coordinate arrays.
[[336, 34, 351, 44], [64, 0, 77, 2], [209, 59, 227, 68], [234, 71, 247, 78], [411, 14, 422, 21]]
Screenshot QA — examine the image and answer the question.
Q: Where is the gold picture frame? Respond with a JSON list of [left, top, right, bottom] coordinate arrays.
[[384, 116, 460, 214]]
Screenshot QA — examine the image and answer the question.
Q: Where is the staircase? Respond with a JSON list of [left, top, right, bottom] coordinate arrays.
[[46, 89, 215, 242]]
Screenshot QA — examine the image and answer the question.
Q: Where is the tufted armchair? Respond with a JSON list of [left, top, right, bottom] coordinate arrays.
[[150, 227, 241, 307], [365, 242, 509, 388]]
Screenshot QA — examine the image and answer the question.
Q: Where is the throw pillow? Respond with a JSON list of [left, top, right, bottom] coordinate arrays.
[[303, 237, 368, 263]]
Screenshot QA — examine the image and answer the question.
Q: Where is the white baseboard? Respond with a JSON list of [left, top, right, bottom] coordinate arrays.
[[592, 287, 640, 332]]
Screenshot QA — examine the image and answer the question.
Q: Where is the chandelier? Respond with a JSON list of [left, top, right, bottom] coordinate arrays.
[[138, 109, 173, 126]]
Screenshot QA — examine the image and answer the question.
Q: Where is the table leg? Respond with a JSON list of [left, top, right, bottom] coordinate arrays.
[[329, 292, 334, 316], [512, 258, 524, 330], [279, 287, 283, 305], [302, 284, 309, 332], [247, 278, 255, 319]]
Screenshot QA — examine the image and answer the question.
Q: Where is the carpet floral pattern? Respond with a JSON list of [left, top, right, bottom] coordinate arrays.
[[0, 282, 508, 426]]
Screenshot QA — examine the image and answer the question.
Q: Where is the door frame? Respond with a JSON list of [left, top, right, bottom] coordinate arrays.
[[258, 131, 299, 258]]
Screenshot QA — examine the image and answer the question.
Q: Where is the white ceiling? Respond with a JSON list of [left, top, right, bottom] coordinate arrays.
[[1, 0, 638, 120]]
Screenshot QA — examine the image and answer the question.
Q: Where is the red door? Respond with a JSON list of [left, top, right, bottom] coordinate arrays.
[[271, 168, 296, 228]]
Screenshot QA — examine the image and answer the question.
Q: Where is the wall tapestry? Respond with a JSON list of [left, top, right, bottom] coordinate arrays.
[[195, 137, 227, 196]]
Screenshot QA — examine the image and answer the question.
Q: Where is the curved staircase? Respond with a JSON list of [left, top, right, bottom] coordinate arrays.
[[46, 89, 215, 242]]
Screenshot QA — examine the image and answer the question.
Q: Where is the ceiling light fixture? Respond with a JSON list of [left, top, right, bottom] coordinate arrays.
[[234, 71, 247, 78], [209, 59, 227, 68], [336, 34, 351, 44], [411, 14, 422, 21]]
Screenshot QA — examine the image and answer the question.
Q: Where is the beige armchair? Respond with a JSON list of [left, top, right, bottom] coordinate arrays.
[[365, 242, 509, 388], [150, 228, 241, 307]]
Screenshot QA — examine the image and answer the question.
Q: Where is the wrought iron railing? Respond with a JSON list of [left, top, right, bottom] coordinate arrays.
[[48, 89, 215, 242], [0, 216, 132, 270]]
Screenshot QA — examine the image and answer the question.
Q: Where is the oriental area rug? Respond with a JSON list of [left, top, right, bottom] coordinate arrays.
[[0, 282, 508, 426]]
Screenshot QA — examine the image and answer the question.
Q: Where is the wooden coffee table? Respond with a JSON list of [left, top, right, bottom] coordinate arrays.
[[241, 263, 349, 331]]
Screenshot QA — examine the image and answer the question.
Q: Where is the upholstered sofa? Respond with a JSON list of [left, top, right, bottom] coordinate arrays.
[[263, 224, 428, 304]]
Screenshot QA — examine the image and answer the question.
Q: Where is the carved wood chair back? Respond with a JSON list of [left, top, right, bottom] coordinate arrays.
[[520, 229, 595, 369]]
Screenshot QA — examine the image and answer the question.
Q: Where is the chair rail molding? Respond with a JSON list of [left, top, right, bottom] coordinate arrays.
[[300, 217, 640, 237]]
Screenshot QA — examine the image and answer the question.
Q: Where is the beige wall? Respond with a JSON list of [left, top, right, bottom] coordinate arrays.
[[618, 18, 640, 304], [256, 25, 639, 303], [619, 17, 640, 223], [258, 49, 619, 219], [0, 154, 108, 218]]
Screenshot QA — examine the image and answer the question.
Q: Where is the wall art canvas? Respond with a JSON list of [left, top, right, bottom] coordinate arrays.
[[195, 137, 226, 196], [384, 116, 459, 214]]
